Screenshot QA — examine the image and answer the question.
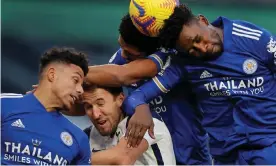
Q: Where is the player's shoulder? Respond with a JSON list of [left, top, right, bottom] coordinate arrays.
[[230, 19, 270, 45], [83, 125, 92, 138], [118, 117, 129, 129], [152, 117, 171, 138], [1, 93, 24, 99], [109, 48, 127, 65], [1, 93, 24, 108]]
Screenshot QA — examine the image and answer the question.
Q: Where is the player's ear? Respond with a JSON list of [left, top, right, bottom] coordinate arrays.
[[198, 14, 209, 26], [116, 92, 125, 107], [46, 67, 56, 82]]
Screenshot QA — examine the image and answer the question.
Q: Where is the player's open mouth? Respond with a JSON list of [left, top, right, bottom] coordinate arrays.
[[97, 120, 107, 126], [70, 95, 77, 103]]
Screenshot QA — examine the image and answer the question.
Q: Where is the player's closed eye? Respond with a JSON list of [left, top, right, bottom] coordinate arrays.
[[193, 35, 202, 43], [73, 77, 79, 84], [96, 102, 104, 107]]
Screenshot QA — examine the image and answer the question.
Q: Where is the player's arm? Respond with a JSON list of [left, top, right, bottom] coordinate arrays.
[[85, 48, 170, 87], [91, 138, 149, 165], [123, 60, 186, 116], [123, 60, 187, 147], [86, 59, 158, 86]]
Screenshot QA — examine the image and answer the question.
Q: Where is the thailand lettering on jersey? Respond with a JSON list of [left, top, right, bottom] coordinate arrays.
[[1, 93, 91, 165], [123, 16, 276, 157], [109, 48, 211, 164], [85, 117, 176, 165]]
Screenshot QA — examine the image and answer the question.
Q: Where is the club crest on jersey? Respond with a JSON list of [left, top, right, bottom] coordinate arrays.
[[60, 132, 73, 146], [243, 59, 258, 74]]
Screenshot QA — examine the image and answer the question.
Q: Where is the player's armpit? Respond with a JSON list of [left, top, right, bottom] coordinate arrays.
[[86, 59, 158, 86]]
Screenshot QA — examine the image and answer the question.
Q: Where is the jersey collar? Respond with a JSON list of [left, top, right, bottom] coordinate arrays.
[[23, 93, 61, 116], [211, 16, 233, 52]]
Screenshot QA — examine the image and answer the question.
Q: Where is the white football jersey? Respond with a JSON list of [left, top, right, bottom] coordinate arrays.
[[89, 117, 176, 165]]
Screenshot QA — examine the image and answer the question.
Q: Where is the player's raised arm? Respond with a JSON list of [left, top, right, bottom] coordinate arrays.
[[124, 59, 186, 147], [86, 47, 170, 87], [86, 59, 159, 87]]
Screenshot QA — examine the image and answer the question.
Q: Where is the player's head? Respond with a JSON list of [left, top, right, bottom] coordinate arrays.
[[118, 14, 160, 61], [159, 4, 223, 59], [82, 84, 124, 136], [39, 47, 89, 111]]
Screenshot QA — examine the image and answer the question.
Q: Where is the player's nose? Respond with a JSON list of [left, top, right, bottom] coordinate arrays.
[[76, 84, 84, 94], [92, 107, 102, 119]]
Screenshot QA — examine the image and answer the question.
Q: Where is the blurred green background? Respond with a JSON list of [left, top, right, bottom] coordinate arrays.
[[2, 0, 276, 48], [2, 0, 276, 128]]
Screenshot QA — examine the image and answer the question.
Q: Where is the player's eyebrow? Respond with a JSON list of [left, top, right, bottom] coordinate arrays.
[[74, 71, 83, 79]]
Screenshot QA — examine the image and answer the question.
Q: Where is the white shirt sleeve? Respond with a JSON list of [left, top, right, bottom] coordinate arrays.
[[143, 118, 168, 145]]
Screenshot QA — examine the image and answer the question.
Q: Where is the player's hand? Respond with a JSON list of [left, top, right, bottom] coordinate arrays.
[[125, 104, 155, 148], [26, 84, 38, 94]]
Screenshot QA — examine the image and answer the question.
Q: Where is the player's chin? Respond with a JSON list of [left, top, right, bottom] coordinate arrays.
[[98, 128, 111, 136]]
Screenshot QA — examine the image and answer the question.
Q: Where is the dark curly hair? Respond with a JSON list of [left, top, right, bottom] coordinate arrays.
[[39, 47, 89, 76], [119, 14, 160, 55], [159, 4, 196, 49]]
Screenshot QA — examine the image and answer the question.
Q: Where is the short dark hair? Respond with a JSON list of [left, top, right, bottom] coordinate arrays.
[[159, 4, 195, 49], [83, 82, 123, 97], [39, 47, 89, 76], [119, 14, 160, 55]]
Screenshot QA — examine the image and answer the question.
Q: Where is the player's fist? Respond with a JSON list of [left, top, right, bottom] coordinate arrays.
[[125, 104, 155, 148]]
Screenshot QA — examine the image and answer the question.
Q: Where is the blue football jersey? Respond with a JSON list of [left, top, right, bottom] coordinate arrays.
[[1, 93, 91, 165], [123, 16, 276, 158], [110, 49, 211, 164]]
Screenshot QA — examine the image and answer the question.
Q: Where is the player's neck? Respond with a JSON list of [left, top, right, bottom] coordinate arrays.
[[34, 86, 62, 112], [110, 111, 125, 138]]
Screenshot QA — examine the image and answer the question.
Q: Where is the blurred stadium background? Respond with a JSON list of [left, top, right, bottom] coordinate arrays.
[[2, 0, 276, 128]]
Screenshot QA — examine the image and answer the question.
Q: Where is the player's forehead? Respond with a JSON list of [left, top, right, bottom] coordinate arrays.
[[180, 24, 200, 40], [118, 35, 139, 52], [83, 88, 112, 103], [178, 24, 200, 49], [68, 64, 84, 78]]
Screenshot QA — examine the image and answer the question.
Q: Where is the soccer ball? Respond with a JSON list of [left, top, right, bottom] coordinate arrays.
[[129, 0, 179, 37]]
